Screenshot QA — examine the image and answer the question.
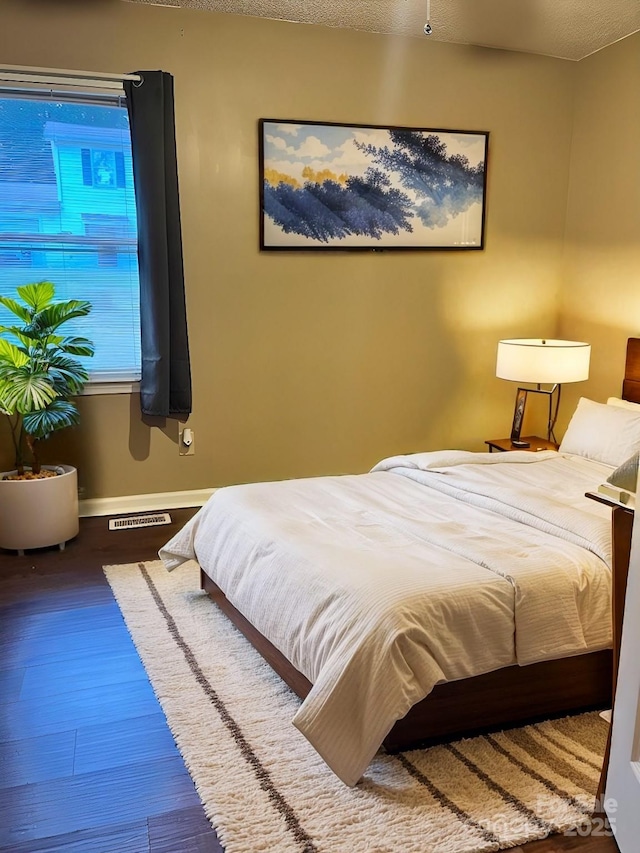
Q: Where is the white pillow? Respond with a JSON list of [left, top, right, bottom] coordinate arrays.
[[607, 396, 640, 411], [560, 397, 640, 467]]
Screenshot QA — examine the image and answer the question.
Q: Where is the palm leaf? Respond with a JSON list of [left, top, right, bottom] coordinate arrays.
[[0, 297, 31, 323], [0, 339, 29, 368], [0, 378, 17, 414], [48, 354, 89, 395], [58, 336, 95, 357], [28, 300, 92, 334], [17, 281, 55, 312], [0, 326, 38, 351], [0, 367, 57, 413], [43, 334, 64, 347], [23, 400, 79, 440]]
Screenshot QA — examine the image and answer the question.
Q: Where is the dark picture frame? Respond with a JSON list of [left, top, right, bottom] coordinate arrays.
[[510, 388, 529, 442], [259, 119, 489, 251]]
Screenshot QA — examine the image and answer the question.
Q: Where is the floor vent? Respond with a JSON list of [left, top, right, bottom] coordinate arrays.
[[108, 512, 172, 531]]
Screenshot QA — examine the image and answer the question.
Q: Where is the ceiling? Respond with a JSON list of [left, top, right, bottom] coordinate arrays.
[[130, 0, 640, 61]]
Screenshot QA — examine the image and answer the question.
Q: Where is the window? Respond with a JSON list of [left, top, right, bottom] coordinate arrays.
[[0, 89, 141, 384], [81, 149, 126, 189]]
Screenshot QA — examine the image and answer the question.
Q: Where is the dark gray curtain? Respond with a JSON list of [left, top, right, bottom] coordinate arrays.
[[123, 71, 192, 418]]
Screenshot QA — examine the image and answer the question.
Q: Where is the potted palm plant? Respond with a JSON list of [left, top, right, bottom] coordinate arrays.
[[0, 281, 94, 553]]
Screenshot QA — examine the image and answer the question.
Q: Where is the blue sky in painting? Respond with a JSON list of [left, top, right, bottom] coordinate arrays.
[[263, 121, 486, 184]]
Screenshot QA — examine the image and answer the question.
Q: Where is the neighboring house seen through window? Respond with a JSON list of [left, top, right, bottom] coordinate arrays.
[[0, 92, 141, 384]]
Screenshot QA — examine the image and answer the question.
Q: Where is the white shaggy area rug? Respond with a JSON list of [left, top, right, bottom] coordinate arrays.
[[104, 560, 607, 853]]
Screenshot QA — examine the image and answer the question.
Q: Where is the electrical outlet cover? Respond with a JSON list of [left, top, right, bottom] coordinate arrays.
[[179, 429, 195, 456]]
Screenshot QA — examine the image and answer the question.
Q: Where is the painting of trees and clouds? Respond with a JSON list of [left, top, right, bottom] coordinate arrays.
[[260, 120, 488, 249]]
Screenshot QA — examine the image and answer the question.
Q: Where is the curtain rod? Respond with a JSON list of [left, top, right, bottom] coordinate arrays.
[[0, 64, 141, 90]]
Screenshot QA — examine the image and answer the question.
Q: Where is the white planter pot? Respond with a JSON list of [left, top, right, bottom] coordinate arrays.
[[0, 464, 79, 553]]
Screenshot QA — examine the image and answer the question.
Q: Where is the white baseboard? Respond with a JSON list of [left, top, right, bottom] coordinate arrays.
[[79, 488, 215, 518]]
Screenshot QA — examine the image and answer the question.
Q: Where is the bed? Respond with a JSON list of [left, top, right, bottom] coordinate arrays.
[[160, 338, 640, 787]]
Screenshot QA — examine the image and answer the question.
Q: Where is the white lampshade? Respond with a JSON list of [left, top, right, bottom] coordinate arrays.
[[496, 339, 591, 384]]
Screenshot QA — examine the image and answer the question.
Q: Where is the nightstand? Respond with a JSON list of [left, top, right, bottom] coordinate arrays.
[[485, 436, 559, 453], [584, 490, 634, 808]]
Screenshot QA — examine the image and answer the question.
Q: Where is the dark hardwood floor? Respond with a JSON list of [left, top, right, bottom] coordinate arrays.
[[0, 509, 221, 853], [0, 512, 620, 853]]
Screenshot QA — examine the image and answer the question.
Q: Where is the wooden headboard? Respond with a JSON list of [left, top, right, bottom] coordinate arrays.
[[622, 338, 640, 403]]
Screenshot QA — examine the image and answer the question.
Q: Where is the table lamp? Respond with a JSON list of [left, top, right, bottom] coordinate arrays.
[[496, 339, 591, 444]]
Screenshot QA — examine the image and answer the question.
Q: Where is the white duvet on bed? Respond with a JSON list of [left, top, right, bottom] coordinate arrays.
[[160, 450, 613, 786]]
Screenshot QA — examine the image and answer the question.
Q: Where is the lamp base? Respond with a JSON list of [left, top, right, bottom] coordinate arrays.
[[509, 384, 561, 443]]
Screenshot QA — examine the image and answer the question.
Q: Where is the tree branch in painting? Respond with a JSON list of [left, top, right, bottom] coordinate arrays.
[[354, 130, 485, 229], [263, 167, 414, 243]]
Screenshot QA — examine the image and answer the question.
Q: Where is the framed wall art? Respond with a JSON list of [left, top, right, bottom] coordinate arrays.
[[259, 119, 489, 251]]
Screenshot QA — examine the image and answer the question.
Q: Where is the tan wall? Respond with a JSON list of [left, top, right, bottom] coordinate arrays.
[[559, 32, 640, 427], [1, 0, 576, 497]]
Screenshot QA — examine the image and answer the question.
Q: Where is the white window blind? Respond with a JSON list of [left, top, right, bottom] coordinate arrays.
[[0, 79, 141, 383]]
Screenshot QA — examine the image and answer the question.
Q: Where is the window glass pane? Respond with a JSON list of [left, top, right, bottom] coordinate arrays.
[[0, 95, 141, 381]]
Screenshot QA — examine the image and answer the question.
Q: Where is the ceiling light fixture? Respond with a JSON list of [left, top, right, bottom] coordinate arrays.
[[424, 0, 432, 34]]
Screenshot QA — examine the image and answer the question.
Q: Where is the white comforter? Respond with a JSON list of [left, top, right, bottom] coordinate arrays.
[[160, 450, 613, 786]]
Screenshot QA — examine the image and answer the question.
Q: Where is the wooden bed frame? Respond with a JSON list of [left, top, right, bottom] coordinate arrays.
[[201, 337, 640, 752]]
